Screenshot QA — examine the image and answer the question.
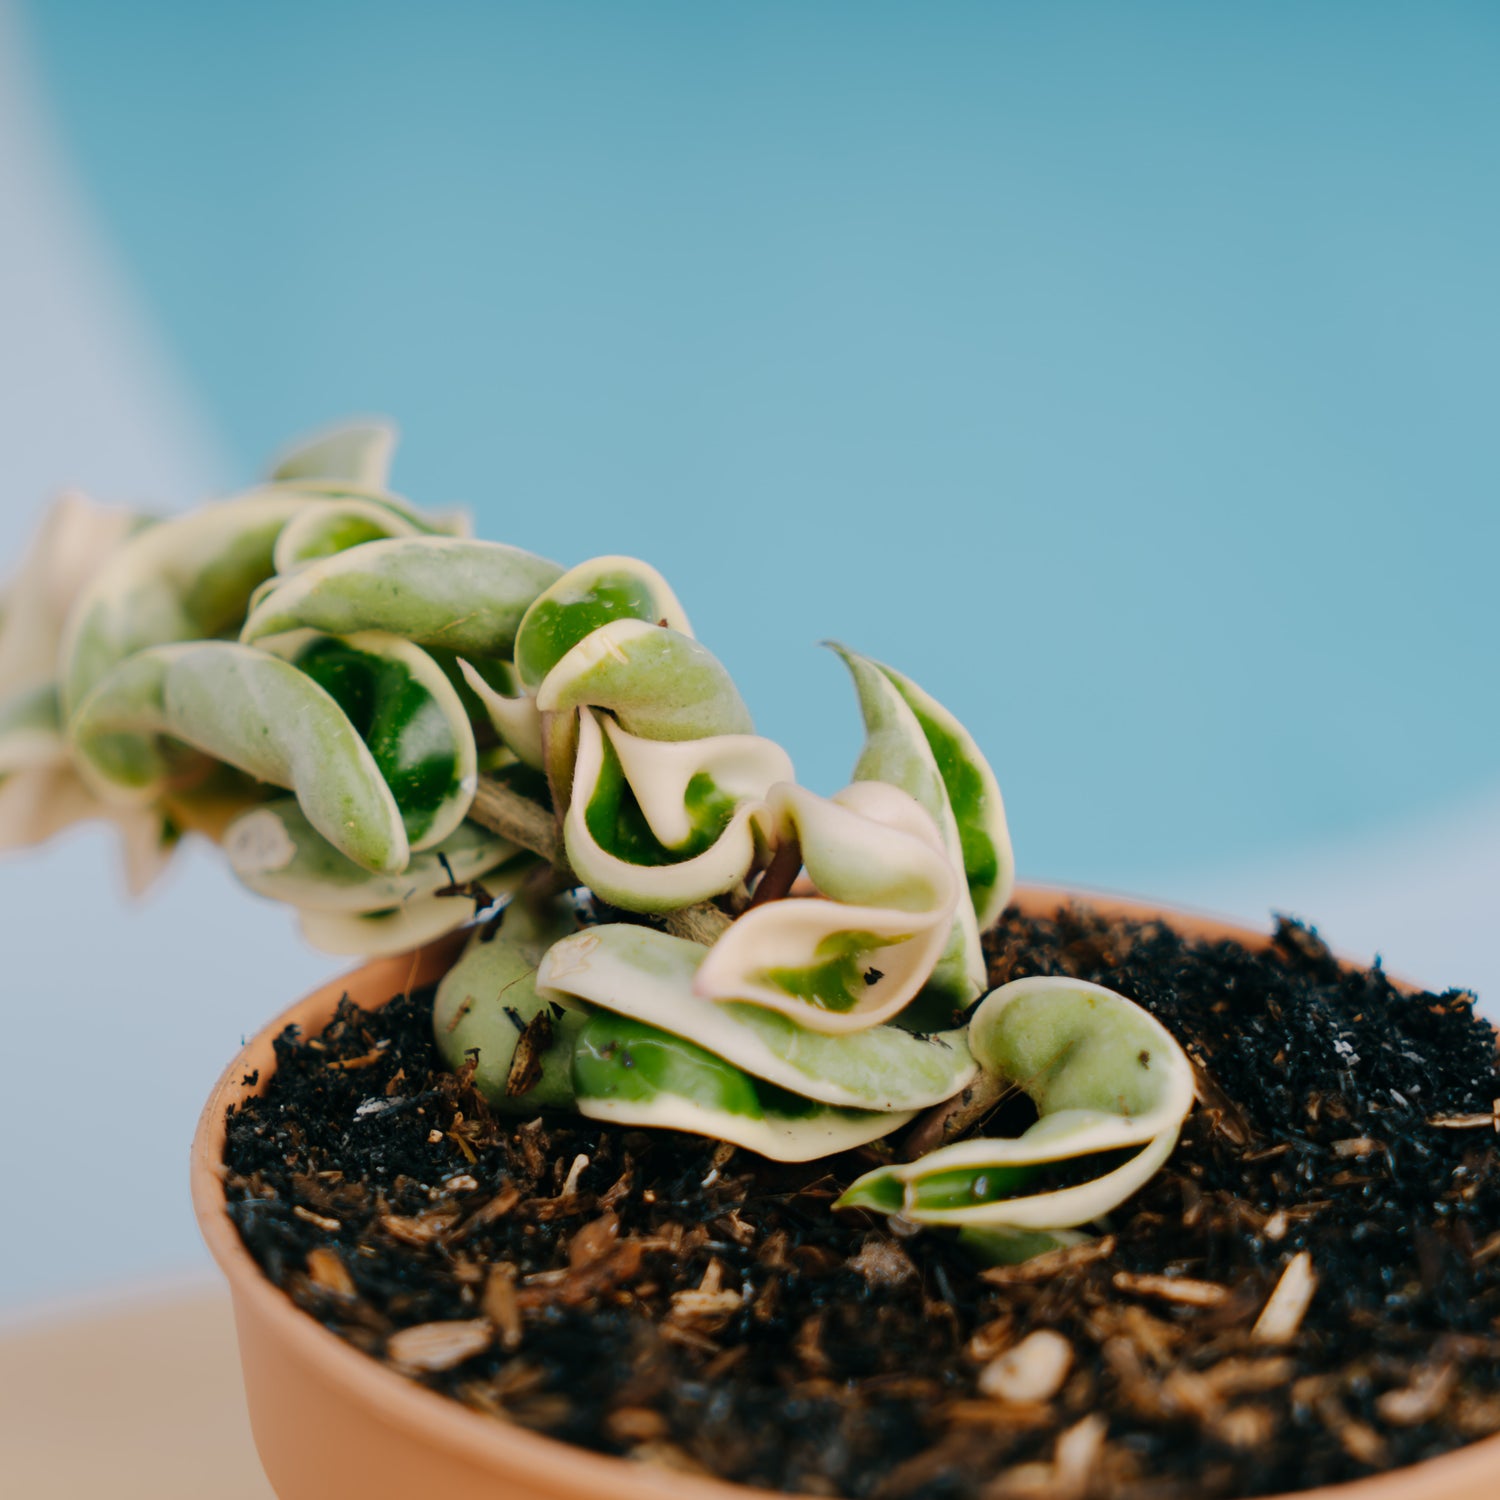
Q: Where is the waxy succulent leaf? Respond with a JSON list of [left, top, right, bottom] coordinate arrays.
[[574, 1012, 913, 1162], [838, 976, 1195, 1231], [268, 421, 397, 489], [260, 630, 478, 851], [537, 923, 975, 1112], [563, 709, 790, 912], [224, 795, 520, 914], [514, 556, 692, 691], [69, 642, 410, 874], [829, 644, 987, 1005], [693, 781, 960, 1033], [434, 902, 587, 1111], [240, 537, 564, 658]]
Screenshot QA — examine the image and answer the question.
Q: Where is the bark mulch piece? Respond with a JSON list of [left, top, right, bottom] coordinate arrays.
[[223, 905, 1500, 1499]]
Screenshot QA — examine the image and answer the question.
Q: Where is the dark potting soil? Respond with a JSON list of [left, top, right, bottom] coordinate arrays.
[[222, 906, 1500, 1499]]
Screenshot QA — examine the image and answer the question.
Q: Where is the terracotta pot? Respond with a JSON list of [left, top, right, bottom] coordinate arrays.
[[192, 887, 1500, 1500]]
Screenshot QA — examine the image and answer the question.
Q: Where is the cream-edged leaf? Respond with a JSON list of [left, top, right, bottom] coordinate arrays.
[[457, 658, 546, 770], [69, 642, 410, 874], [225, 796, 519, 913], [537, 923, 975, 1112], [562, 709, 788, 913], [268, 420, 397, 489], [514, 555, 693, 691], [574, 1013, 912, 1162], [693, 781, 959, 1033], [240, 537, 564, 657]]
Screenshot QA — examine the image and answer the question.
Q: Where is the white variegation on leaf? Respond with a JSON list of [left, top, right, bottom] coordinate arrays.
[[829, 644, 990, 1007], [239, 537, 564, 658], [693, 781, 961, 1034], [297, 881, 525, 958], [457, 658, 546, 770], [537, 923, 975, 1112], [270, 489, 463, 576], [563, 708, 791, 912], [513, 555, 693, 692], [224, 796, 520, 913], [258, 629, 479, 851], [837, 976, 1195, 1231], [267, 420, 398, 490], [69, 642, 411, 875], [0, 491, 170, 889]]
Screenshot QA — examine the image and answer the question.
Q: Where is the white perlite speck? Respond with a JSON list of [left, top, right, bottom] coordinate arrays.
[[978, 1329, 1074, 1403], [1253, 1251, 1318, 1344]]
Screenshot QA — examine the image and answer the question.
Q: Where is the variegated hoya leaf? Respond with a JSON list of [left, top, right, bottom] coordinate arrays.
[[433, 900, 588, 1111], [240, 537, 564, 658], [574, 1012, 913, 1162], [267, 420, 397, 490], [829, 643, 1013, 1001], [259, 630, 478, 851], [694, 780, 960, 1033], [837, 976, 1194, 1232], [69, 641, 411, 874], [563, 708, 791, 912], [224, 795, 521, 913], [514, 555, 692, 691], [536, 923, 975, 1112]]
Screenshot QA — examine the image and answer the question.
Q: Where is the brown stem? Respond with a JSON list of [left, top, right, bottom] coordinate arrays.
[[469, 776, 571, 877], [663, 903, 733, 946], [900, 1069, 1009, 1160], [747, 836, 802, 910]]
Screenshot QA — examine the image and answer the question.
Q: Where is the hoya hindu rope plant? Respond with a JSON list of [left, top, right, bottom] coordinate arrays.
[[4, 421, 1499, 1500]]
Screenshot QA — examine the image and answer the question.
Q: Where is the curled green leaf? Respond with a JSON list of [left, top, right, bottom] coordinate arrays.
[[267, 420, 398, 490], [69, 641, 410, 874], [260, 630, 478, 851], [514, 555, 692, 692], [563, 708, 790, 913], [574, 1012, 912, 1162], [693, 780, 959, 1032], [537, 923, 974, 1112], [60, 491, 311, 720], [240, 537, 564, 658], [829, 644, 988, 1006], [837, 976, 1195, 1231], [433, 901, 586, 1111], [224, 795, 520, 913]]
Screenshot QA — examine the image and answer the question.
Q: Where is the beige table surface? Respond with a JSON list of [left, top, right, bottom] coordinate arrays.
[[0, 1282, 274, 1498]]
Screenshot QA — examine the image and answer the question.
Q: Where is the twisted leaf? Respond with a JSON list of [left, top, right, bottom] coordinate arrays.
[[574, 1013, 912, 1162], [514, 555, 692, 691], [537, 923, 974, 1112], [433, 901, 587, 1111], [224, 795, 519, 913], [563, 708, 790, 912], [837, 976, 1194, 1231], [261, 630, 478, 850], [240, 537, 564, 657], [694, 781, 959, 1033], [829, 644, 991, 1006], [70, 642, 410, 874]]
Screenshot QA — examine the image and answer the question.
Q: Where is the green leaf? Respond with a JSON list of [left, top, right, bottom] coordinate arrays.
[[432, 902, 587, 1110], [267, 420, 397, 489], [537, 923, 975, 1112], [514, 556, 691, 691], [240, 537, 564, 658], [573, 1012, 911, 1162], [265, 631, 477, 850], [69, 641, 410, 874], [827, 643, 985, 1005], [839, 975, 1196, 1232]]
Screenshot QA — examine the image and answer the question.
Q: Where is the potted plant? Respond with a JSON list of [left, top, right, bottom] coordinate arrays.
[[5, 423, 1498, 1500]]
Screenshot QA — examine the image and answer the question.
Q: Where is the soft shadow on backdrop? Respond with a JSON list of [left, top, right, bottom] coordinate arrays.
[[2, 1, 1496, 1312]]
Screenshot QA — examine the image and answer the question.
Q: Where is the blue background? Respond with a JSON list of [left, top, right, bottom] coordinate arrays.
[[25, 1, 1500, 890]]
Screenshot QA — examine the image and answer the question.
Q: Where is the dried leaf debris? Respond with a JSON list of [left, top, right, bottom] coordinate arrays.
[[224, 905, 1500, 1499]]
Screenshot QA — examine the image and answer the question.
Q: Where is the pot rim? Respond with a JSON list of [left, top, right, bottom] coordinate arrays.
[[191, 883, 1500, 1500]]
